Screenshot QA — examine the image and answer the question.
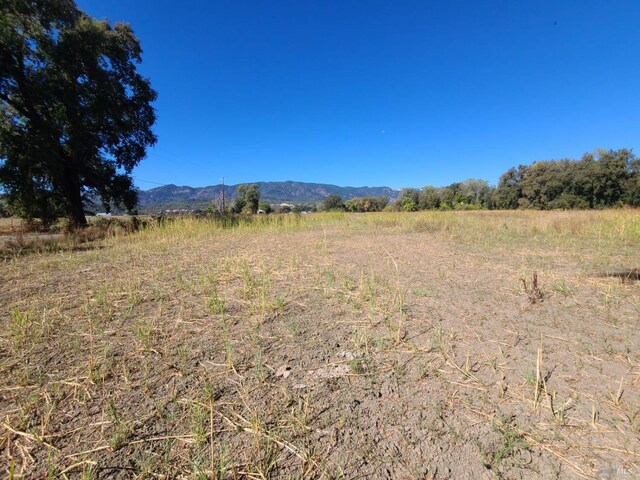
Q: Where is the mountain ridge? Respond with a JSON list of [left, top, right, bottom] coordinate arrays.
[[138, 181, 399, 211]]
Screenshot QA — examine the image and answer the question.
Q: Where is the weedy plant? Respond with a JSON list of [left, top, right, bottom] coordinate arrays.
[[489, 419, 529, 470], [205, 274, 227, 315], [190, 403, 209, 445], [551, 280, 573, 297], [8, 307, 34, 349], [349, 357, 366, 374], [106, 401, 134, 450], [135, 318, 154, 349]]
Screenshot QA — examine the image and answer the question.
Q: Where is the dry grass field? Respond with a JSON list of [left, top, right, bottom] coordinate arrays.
[[0, 217, 24, 236], [1, 210, 639, 479]]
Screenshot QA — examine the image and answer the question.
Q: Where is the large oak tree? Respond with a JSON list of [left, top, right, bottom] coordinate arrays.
[[0, 0, 156, 228]]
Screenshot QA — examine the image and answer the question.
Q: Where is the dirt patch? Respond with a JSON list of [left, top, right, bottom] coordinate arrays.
[[1, 211, 639, 479]]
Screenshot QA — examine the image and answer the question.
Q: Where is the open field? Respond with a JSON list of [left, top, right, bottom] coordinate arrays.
[[1, 210, 639, 479]]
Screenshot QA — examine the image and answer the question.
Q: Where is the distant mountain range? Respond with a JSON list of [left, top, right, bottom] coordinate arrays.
[[138, 181, 399, 212]]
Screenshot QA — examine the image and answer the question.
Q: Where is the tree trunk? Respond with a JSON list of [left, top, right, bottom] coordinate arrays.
[[67, 195, 87, 230], [62, 168, 87, 229]]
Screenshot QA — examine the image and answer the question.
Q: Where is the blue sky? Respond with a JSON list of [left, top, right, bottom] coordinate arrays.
[[77, 0, 640, 190]]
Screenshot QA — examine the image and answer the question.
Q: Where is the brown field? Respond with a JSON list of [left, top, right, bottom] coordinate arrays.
[[1, 210, 639, 479]]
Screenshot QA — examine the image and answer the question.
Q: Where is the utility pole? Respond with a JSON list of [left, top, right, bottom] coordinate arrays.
[[221, 177, 225, 214]]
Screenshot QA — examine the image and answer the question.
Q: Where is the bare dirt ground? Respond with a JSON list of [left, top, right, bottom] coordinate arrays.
[[1, 211, 639, 479]]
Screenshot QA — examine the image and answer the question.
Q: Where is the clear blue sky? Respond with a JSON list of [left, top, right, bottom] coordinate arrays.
[[76, 0, 640, 190]]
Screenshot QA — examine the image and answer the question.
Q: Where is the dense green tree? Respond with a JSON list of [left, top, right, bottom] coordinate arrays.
[[418, 186, 440, 210], [458, 178, 491, 206], [258, 201, 272, 214], [322, 194, 345, 211], [233, 184, 260, 214], [625, 175, 640, 207], [590, 149, 633, 207], [371, 196, 389, 211], [344, 196, 389, 212], [569, 155, 596, 207], [624, 153, 640, 206], [493, 166, 528, 209], [491, 149, 636, 210], [0, 0, 157, 228], [396, 188, 420, 211], [392, 149, 636, 213], [520, 161, 568, 209], [438, 183, 460, 208]]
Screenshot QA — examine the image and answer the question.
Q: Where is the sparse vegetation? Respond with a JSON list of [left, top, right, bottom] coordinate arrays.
[[1, 210, 639, 478]]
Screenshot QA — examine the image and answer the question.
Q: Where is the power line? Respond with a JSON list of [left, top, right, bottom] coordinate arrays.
[[149, 146, 199, 166], [132, 177, 168, 186]]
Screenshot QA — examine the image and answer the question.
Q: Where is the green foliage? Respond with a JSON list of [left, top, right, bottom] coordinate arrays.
[[419, 186, 441, 209], [494, 166, 527, 209], [489, 420, 529, 469], [508, 149, 637, 210], [396, 181, 492, 211], [401, 148, 638, 213], [624, 175, 640, 207], [258, 202, 272, 213], [322, 194, 345, 211], [233, 184, 260, 214], [344, 196, 389, 212], [400, 198, 417, 211], [547, 193, 590, 210], [397, 189, 420, 211], [0, 0, 157, 228]]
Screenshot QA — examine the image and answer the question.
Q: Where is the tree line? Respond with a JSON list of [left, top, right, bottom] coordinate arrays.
[[209, 150, 640, 216], [97, 146, 640, 214], [389, 149, 639, 212], [320, 195, 389, 212]]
